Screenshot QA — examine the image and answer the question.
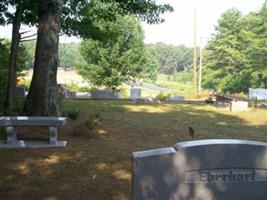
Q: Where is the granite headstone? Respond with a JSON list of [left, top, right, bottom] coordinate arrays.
[[133, 139, 267, 200]]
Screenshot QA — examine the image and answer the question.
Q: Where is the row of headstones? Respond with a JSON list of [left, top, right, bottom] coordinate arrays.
[[131, 88, 185, 101], [12, 85, 86, 99], [15, 85, 122, 99]]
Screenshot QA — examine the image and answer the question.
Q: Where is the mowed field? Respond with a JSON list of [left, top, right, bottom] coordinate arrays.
[[0, 100, 267, 200]]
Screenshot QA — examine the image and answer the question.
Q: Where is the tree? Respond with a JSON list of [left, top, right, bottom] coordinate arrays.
[[24, 0, 62, 116], [0, 0, 37, 113], [62, 0, 173, 39], [0, 40, 10, 91], [78, 15, 156, 87], [203, 2, 267, 93], [146, 43, 193, 75], [59, 43, 82, 69], [0, 39, 30, 110], [202, 9, 246, 93], [4, 2, 23, 113], [241, 3, 267, 88], [24, 0, 172, 116]]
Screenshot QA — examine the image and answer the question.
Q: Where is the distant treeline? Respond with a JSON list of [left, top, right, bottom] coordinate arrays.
[[22, 40, 193, 75], [22, 41, 82, 69]]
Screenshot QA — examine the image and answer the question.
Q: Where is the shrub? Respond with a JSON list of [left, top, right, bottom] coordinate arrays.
[[156, 92, 171, 101], [118, 87, 128, 98], [85, 112, 101, 130], [66, 109, 80, 120], [65, 81, 91, 92]]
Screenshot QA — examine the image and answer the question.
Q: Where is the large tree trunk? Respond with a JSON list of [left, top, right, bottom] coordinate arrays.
[[4, 4, 23, 114], [24, 0, 61, 116]]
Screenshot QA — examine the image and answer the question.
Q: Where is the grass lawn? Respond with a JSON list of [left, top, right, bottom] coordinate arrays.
[[1, 100, 267, 200]]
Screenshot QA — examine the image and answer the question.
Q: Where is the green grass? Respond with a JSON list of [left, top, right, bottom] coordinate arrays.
[[156, 73, 194, 97], [0, 100, 267, 200]]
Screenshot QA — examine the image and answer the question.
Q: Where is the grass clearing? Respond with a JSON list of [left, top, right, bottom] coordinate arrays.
[[0, 100, 267, 200]]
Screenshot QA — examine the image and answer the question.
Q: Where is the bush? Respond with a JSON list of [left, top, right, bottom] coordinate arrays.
[[66, 109, 80, 120], [118, 87, 128, 98], [65, 81, 91, 92], [156, 92, 171, 101], [84, 112, 101, 130]]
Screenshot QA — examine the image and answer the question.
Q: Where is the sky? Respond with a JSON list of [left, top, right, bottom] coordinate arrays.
[[0, 0, 265, 47], [142, 0, 265, 46]]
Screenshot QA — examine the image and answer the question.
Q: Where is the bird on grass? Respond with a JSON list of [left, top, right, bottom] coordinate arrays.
[[188, 126, 195, 138]]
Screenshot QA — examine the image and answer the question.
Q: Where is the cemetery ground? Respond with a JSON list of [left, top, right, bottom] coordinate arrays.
[[0, 100, 267, 200]]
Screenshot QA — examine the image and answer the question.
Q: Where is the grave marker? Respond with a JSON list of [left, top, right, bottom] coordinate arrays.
[[133, 139, 267, 200], [131, 88, 141, 101]]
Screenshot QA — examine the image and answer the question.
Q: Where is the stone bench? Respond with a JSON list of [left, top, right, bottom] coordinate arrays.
[[0, 116, 67, 148], [133, 139, 267, 200]]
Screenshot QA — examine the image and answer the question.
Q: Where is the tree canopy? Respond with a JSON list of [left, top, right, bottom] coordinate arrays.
[[77, 15, 157, 87], [62, 0, 173, 39], [203, 2, 267, 94], [146, 43, 193, 75]]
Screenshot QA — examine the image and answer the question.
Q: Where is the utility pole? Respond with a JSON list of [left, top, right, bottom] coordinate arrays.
[[198, 40, 203, 93], [193, 9, 197, 94]]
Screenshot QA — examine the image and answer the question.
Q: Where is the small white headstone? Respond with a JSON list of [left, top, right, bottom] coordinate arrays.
[[230, 101, 248, 112], [131, 88, 141, 101]]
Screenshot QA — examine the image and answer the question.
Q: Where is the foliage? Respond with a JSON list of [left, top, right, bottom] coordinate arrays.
[[0, 39, 30, 111], [0, 40, 9, 110], [0, 40, 10, 88], [59, 42, 82, 69], [0, 0, 38, 26], [65, 81, 91, 92], [77, 15, 156, 87], [22, 41, 36, 68], [156, 92, 170, 101], [66, 109, 80, 120], [170, 72, 193, 84], [62, 0, 173, 38], [23, 41, 83, 69], [84, 112, 101, 130], [146, 43, 193, 75], [203, 3, 267, 94], [118, 87, 128, 98]]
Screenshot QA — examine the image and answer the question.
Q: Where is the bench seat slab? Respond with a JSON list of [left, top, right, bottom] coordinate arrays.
[[0, 140, 67, 148]]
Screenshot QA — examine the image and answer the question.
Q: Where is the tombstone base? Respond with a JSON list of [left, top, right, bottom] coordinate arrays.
[[0, 139, 68, 148]]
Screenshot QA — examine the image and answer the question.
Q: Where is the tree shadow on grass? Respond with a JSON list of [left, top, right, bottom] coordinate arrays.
[[0, 100, 267, 200]]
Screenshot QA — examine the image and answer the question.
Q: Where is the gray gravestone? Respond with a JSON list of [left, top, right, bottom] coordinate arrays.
[[67, 91, 76, 97], [168, 96, 185, 101], [90, 89, 119, 99], [133, 139, 267, 200]]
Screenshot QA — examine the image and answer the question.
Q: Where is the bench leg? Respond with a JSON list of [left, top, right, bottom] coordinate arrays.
[[49, 127, 58, 145], [6, 126, 17, 145]]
